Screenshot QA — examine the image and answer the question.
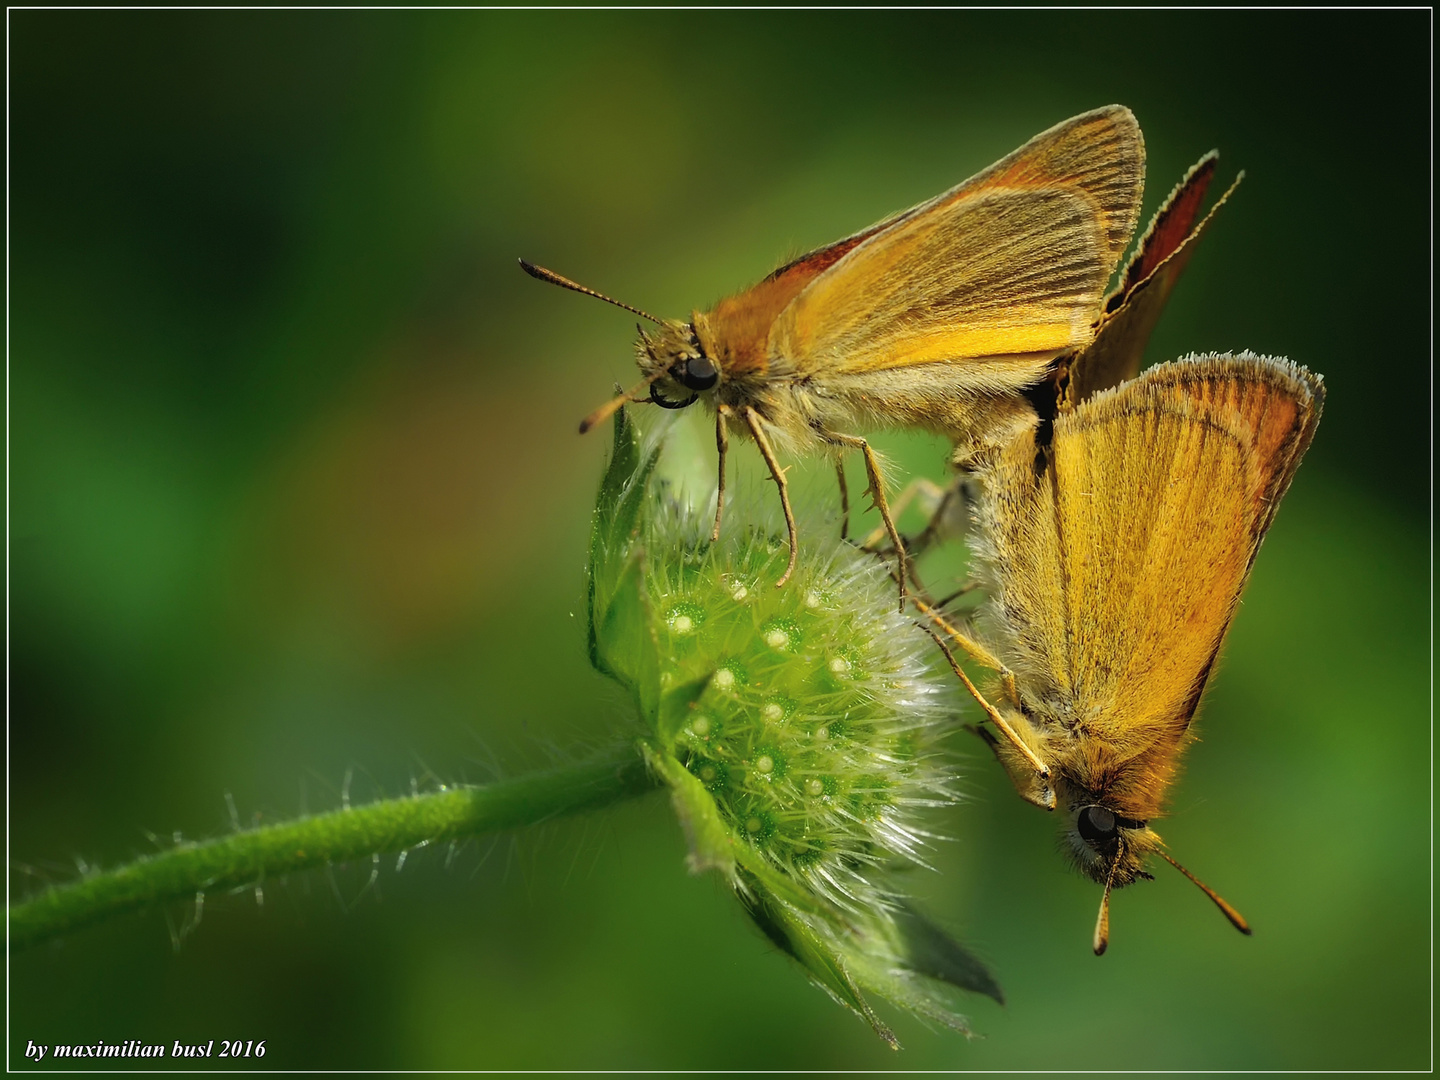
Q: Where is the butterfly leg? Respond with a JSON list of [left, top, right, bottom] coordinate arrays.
[[923, 626, 1052, 808], [913, 594, 1022, 710], [858, 477, 947, 553], [741, 406, 798, 588], [825, 432, 908, 611], [835, 458, 851, 541], [910, 473, 977, 558], [931, 580, 983, 611], [711, 405, 730, 542]]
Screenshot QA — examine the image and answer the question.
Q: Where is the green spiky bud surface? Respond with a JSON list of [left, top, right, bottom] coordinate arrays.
[[587, 410, 1002, 1047]]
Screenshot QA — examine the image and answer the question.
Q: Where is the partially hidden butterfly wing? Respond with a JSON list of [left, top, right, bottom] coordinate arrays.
[[1063, 154, 1244, 406], [768, 106, 1145, 381], [980, 354, 1323, 813]]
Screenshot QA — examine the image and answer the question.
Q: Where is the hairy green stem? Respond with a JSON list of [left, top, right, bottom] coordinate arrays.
[[9, 744, 657, 950]]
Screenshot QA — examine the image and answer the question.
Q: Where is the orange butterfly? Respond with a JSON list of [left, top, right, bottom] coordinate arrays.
[[925, 353, 1324, 953], [523, 106, 1144, 593]]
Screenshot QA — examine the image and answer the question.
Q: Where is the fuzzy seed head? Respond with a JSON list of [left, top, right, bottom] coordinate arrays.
[[644, 506, 960, 912], [587, 409, 1002, 1042]]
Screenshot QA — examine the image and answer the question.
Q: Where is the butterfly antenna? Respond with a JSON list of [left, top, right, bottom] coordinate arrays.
[[1159, 851, 1252, 935], [519, 259, 663, 325], [1093, 855, 1120, 955]]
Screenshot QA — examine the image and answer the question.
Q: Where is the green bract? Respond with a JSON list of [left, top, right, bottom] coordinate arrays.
[[588, 410, 1002, 1047]]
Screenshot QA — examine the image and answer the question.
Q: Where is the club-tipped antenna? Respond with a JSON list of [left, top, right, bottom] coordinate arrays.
[[577, 372, 667, 435], [519, 259, 663, 325], [1093, 856, 1119, 955], [1160, 851, 1252, 935]]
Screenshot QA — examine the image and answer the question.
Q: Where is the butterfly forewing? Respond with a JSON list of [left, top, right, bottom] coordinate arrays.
[[769, 106, 1145, 380], [773, 188, 1111, 373], [981, 354, 1323, 793], [1056, 396, 1256, 750], [1145, 354, 1324, 540]]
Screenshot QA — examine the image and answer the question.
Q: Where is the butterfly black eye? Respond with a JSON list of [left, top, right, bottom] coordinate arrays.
[[675, 355, 719, 392], [1077, 805, 1118, 846]]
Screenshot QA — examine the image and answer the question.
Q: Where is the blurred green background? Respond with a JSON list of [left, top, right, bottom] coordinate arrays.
[[11, 9, 1428, 1070]]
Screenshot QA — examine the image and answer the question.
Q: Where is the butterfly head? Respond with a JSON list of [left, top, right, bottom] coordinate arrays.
[[516, 259, 720, 430], [1062, 799, 1251, 954], [636, 321, 719, 410], [1064, 802, 1159, 889]]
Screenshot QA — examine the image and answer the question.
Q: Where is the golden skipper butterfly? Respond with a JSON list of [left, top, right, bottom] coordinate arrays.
[[923, 353, 1324, 953], [522, 106, 1146, 593]]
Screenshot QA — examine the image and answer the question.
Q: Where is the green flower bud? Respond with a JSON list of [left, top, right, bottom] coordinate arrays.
[[588, 410, 1002, 1047]]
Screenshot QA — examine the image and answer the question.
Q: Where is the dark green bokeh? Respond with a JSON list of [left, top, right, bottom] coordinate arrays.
[[11, 10, 1427, 1070]]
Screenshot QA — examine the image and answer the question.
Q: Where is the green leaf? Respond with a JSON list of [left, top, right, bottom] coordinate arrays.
[[655, 672, 713, 745], [730, 838, 833, 920], [587, 407, 660, 662], [640, 742, 734, 876], [595, 401, 641, 525], [829, 900, 1002, 1038], [843, 961, 975, 1038], [594, 548, 661, 720], [887, 901, 1004, 1006], [587, 407, 665, 723], [738, 873, 899, 1050]]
